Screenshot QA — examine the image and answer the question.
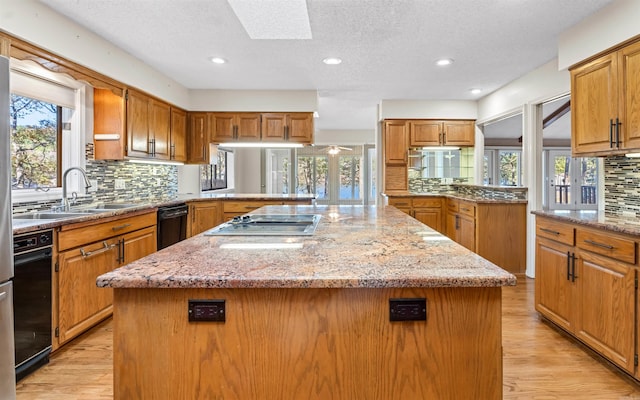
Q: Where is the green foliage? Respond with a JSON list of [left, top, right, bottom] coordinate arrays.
[[10, 94, 58, 189]]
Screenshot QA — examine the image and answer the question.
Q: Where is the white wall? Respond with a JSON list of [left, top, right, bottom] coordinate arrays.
[[234, 148, 262, 193], [558, 0, 640, 70], [379, 100, 478, 120], [0, 0, 190, 108], [314, 130, 375, 145], [189, 89, 317, 112]]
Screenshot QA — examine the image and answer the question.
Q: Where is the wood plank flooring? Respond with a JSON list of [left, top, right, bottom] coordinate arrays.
[[15, 278, 640, 399]]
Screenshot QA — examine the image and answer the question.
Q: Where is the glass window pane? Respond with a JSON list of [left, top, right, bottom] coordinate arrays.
[[578, 157, 597, 205], [339, 156, 361, 200], [266, 149, 290, 194], [296, 156, 328, 199], [499, 150, 521, 186], [10, 94, 58, 189], [368, 147, 376, 202], [552, 155, 571, 205]]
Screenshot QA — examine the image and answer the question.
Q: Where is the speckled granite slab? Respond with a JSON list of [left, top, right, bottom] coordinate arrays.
[[97, 205, 516, 290], [533, 209, 640, 237]]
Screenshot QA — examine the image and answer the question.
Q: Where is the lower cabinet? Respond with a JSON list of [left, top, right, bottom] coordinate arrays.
[[54, 212, 157, 348], [187, 201, 222, 237], [445, 198, 476, 252], [535, 216, 637, 375], [222, 199, 314, 221], [387, 196, 443, 233]]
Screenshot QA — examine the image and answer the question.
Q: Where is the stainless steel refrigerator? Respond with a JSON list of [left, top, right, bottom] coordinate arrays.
[[0, 55, 17, 399]]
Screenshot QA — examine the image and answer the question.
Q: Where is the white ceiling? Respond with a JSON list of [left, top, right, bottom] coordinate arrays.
[[38, 0, 613, 132]]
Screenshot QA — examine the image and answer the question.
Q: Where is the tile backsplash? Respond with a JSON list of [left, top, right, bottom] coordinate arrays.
[[12, 158, 179, 214], [604, 156, 640, 216]]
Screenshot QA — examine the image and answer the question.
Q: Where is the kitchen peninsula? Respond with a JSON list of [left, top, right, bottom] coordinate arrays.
[[98, 205, 515, 399]]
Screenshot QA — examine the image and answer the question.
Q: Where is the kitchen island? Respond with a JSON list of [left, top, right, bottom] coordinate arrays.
[[98, 205, 515, 399]]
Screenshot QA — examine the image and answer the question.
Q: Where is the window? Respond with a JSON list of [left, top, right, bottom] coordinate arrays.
[[263, 145, 376, 205], [9, 58, 88, 203], [545, 150, 598, 210], [483, 148, 522, 186], [201, 149, 232, 191], [10, 94, 61, 189]]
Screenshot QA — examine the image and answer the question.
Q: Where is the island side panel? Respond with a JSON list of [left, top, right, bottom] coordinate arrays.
[[113, 286, 502, 400]]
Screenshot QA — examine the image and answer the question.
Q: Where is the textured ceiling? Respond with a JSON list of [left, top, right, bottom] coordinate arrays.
[[38, 0, 613, 132]]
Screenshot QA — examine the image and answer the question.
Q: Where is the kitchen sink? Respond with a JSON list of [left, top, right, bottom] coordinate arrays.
[[205, 214, 321, 236], [13, 212, 92, 220], [91, 203, 140, 209]]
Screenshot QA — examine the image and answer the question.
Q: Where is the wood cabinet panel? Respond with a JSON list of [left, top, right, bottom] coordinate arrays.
[[414, 210, 441, 232], [187, 112, 209, 164], [236, 113, 262, 141], [122, 226, 157, 264], [620, 40, 640, 150], [126, 89, 151, 158], [210, 113, 236, 142], [476, 203, 526, 274], [409, 120, 441, 146], [576, 251, 635, 373], [187, 201, 222, 237], [93, 88, 125, 160], [383, 120, 409, 165], [535, 236, 575, 332], [536, 218, 575, 246], [384, 166, 408, 191], [576, 228, 635, 264], [443, 120, 475, 146], [260, 113, 313, 143], [149, 99, 171, 159], [170, 108, 187, 162]]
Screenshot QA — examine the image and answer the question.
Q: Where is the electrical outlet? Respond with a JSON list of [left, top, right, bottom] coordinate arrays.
[[88, 180, 98, 193], [156, 178, 162, 186], [115, 179, 126, 190]]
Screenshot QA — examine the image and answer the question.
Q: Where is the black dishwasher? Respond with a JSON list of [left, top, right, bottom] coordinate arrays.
[[13, 229, 53, 381], [157, 203, 188, 250]]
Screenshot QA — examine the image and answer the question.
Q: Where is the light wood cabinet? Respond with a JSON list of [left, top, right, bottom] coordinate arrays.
[[387, 196, 444, 233], [187, 201, 222, 237], [222, 199, 314, 221], [170, 107, 187, 162], [261, 113, 314, 144], [535, 216, 637, 374], [409, 120, 475, 147], [55, 212, 157, 347], [571, 39, 640, 155], [383, 120, 409, 165], [210, 112, 261, 143], [445, 198, 475, 252], [187, 112, 210, 164], [94, 88, 180, 161]]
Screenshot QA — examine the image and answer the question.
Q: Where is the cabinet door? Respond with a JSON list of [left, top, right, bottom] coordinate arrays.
[[210, 113, 236, 142], [188, 202, 222, 237], [93, 88, 126, 160], [126, 89, 151, 158], [236, 113, 262, 141], [534, 237, 575, 333], [414, 209, 441, 232], [443, 120, 475, 146], [575, 252, 635, 373], [409, 120, 441, 146], [458, 214, 475, 251], [170, 108, 187, 162], [187, 112, 209, 164], [620, 40, 640, 150], [57, 239, 118, 344], [150, 99, 171, 159], [286, 113, 314, 143], [383, 120, 409, 165], [261, 113, 287, 141], [445, 211, 457, 241], [571, 53, 619, 155], [121, 226, 157, 264]]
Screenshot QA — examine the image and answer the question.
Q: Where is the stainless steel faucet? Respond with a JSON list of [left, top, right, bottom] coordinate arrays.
[[61, 167, 92, 211]]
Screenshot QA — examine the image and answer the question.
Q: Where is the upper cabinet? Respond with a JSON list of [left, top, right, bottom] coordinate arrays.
[[210, 112, 261, 142], [409, 120, 475, 147], [93, 88, 186, 162], [261, 113, 314, 143], [383, 120, 409, 165], [571, 39, 640, 156], [187, 112, 210, 164]]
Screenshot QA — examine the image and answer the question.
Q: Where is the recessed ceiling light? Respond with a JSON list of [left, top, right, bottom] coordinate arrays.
[[470, 88, 482, 95], [210, 57, 227, 64], [323, 57, 342, 65], [435, 58, 454, 66]]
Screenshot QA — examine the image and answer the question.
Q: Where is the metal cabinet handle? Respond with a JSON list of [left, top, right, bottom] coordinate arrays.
[[149, 139, 154, 155], [570, 253, 577, 282], [170, 144, 175, 159], [455, 215, 460, 230], [610, 119, 614, 148], [566, 251, 571, 280], [583, 239, 614, 250], [80, 241, 117, 258], [616, 117, 621, 147], [394, 202, 409, 206], [112, 223, 132, 231], [540, 227, 560, 235], [461, 207, 470, 212]]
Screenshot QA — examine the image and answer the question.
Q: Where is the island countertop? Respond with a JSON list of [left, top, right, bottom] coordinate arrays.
[[97, 205, 516, 289]]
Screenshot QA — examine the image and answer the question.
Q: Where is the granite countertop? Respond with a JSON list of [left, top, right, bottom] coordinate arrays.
[[382, 191, 528, 204], [532, 209, 640, 237], [97, 205, 516, 290], [12, 193, 316, 235]]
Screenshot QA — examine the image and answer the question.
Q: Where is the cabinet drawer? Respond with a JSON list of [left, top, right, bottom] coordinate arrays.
[[58, 212, 157, 251], [576, 228, 636, 264], [536, 218, 575, 246], [413, 197, 442, 208], [222, 200, 307, 213], [387, 197, 412, 208], [446, 199, 459, 213], [458, 201, 475, 218]]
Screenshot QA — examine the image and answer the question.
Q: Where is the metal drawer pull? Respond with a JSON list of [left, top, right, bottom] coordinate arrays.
[[540, 228, 560, 235], [461, 207, 471, 212], [583, 239, 614, 250], [112, 223, 132, 231], [80, 241, 117, 258], [394, 202, 409, 206], [245, 206, 256, 209]]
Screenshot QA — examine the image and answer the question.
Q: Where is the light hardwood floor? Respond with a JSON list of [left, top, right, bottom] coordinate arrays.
[[15, 278, 640, 399]]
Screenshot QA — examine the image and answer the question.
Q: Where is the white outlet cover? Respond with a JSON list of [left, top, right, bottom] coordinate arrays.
[[115, 179, 126, 190], [88, 180, 98, 193]]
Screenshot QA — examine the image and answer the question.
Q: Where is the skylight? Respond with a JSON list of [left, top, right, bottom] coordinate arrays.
[[227, 0, 312, 39]]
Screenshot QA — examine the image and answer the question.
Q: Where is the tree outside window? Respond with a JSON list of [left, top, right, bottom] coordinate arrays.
[[10, 94, 59, 189]]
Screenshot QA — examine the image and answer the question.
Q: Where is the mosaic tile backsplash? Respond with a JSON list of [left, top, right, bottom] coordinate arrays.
[[604, 156, 640, 216], [12, 159, 179, 214]]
